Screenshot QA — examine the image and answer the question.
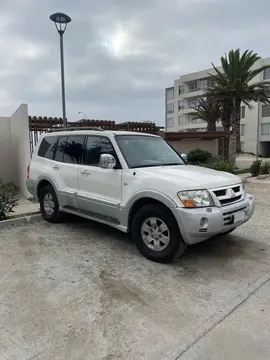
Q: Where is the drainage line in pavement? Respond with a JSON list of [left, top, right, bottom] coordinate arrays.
[[174, 274, 270, 360]]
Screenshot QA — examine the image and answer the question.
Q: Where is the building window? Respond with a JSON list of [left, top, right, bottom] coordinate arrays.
[[241, 106, 245, 118], [178, 116, 184, 125], [178, 100, 185, 111], [166, 87, 174, 100], [263, 68, 270, 80], [187, 82, 197, 93], [261, 123, 270, 135], [167, 103, 174, 114], [207, 78, 215, 87], [185, 117, 203, 124], [240, 124, 245, 136], [188, 99, 199, 108], [262, 105, 270, 117], [178, 84, 185, 95], [167, 118, 174, 128], [198, 79, 208, 90]]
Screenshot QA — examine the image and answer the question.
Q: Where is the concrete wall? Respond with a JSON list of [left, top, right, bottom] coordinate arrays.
[[169, 139, 218, 156], [9, 104, 31, 198], [0, 117, 14, 183], [0, 104, 30, 198]]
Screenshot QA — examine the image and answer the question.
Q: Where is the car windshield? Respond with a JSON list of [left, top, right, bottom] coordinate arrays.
[[115, 135, 186, 168]]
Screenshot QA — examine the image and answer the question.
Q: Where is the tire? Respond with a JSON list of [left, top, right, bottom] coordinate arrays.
[[131, 204, 187, 263], [219, 228, 236, 236], [39, 184, 62, 223]]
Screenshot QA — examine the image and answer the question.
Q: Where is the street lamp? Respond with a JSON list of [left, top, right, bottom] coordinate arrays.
[[50, 12, 72, 128], [78, 111, 87, 120]]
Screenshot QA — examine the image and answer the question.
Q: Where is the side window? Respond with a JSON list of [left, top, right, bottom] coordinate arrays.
[[54, 136, 67, 162], [63, 136, 85, 164], [38, 136, 58, 160], [83, 136, 118, 167]]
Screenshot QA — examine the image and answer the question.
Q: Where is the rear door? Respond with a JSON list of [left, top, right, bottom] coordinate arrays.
[[54, 135, 85, 208]]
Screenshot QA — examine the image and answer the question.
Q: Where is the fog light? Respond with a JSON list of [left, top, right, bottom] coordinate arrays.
[[200, 217, 208, 227]]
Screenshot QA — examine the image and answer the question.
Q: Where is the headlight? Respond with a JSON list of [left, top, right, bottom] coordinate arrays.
[[178, 189, 214, 208]]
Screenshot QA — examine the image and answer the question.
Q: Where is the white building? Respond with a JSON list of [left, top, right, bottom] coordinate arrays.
[[165, 57, 270, 156]]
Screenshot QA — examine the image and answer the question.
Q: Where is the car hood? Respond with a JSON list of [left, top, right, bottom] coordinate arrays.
[[135, 165, 241, 190]]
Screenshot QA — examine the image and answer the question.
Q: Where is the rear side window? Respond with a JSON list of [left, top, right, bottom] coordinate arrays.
[[63, 136, 85, 164], [38, 136, 58, 159], [54, 136, 67, 162]]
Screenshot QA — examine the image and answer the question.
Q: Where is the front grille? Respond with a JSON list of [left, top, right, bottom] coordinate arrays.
[[219, 195, 242, 206], [212, 184, 244, 207]]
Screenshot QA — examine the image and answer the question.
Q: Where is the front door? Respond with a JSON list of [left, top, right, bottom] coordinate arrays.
[[77, 135, 122, 221]]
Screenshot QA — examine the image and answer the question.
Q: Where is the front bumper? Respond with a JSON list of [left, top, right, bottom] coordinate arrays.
[[171, 193, 255, 245]]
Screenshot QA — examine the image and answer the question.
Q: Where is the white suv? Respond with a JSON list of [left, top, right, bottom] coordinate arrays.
[[26, 128, 255, 263]]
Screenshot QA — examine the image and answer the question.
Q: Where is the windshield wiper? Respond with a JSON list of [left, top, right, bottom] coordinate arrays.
[[131, 164, 163, 169], [131, 163, 183, 169], [162, 163, 183, 166]]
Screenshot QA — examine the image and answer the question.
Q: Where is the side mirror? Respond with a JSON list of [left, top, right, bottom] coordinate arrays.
[[181, 153, 187, 162], [100, 154, 117, 169]]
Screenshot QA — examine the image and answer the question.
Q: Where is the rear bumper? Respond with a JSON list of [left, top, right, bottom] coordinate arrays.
[[171, 193, 255, 245], [26, 179, 37, 198]]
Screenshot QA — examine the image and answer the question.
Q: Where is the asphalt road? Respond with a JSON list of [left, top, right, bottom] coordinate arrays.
[[0, 182, 269, 360]]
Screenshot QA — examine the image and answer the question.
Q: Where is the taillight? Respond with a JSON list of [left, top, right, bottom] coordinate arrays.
[[27, 164, 30, 179]]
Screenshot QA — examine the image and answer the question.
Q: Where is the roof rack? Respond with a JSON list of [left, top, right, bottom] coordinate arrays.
[[46, 126, 105, 133]]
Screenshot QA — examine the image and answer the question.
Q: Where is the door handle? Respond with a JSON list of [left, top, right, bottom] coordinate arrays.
[[53, 165, 60, 170], [81, 170, 90, 176]]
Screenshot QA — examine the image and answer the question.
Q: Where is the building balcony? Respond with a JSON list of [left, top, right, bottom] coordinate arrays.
[[178, 107, 197, 114], [178, 89, 204, 99]]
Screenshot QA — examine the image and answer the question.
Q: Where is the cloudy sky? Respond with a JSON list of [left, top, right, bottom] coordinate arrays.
[[1, 0, 270, 125]]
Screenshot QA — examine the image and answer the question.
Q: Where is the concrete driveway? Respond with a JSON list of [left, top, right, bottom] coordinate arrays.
[[0, 182, 270, 360]]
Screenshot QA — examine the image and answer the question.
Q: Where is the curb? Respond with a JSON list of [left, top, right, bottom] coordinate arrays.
[[0, 213, 42, 229]]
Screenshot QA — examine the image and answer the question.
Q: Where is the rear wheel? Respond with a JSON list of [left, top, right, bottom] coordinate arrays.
[[39, 185, 62, 223], [131, 204, 187, 263]]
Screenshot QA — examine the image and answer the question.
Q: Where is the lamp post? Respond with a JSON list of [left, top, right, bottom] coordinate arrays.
[[256, 100, 260, 161], [78, 111, 87, 120], [50, 12, 71, 128]]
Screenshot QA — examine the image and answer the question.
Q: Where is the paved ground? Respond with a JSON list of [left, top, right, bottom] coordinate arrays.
[[13, 198, 39, 216], [0, 182, 270, 360]]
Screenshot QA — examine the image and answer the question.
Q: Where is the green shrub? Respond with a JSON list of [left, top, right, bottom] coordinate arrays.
[[199, 160, 235, 173], [250, 160, 262, 177], [260, 160, 270, 175], [187, 148, 213, 164], [0, 180, 20, 221]]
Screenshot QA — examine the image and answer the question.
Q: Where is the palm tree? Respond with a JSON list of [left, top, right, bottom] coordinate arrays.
[[190, 97, 221, 131], [207, 49, 270, 153]]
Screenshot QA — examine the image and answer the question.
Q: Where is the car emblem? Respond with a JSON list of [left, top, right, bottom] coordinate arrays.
[[228, 188, 236, 198]]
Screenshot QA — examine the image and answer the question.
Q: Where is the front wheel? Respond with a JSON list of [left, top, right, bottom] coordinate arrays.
[[131, 204, 187, 263]]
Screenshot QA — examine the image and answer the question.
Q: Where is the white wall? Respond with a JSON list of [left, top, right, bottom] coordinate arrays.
[[0, 104, 31, 198], [9, 104, 31, 198], [0, 117, 14, 183], [169, 139, 218, 156]]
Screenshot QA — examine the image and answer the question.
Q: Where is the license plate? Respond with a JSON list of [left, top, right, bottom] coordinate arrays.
[[234, 211, 246, 223]]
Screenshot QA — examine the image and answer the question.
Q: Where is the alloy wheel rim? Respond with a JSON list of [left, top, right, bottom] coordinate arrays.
[[141, 217, 170, 252], [43, 193, 55, 216]]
